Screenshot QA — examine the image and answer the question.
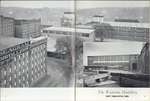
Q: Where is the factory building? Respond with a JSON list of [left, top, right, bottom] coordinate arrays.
[[79, 15, 150, 42], [0, 36, 47, 87], [0, 37, 30, 87], [42, 27, 95, 41], [83, 41, 148, 74], [15, 18, 41, 38], [105, 21, 150, 42], [29, 37, 47, 85], [0, 15, 15, 37]]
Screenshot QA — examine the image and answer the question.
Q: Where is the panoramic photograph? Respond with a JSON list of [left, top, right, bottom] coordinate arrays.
[[0, 0, 150, 88]]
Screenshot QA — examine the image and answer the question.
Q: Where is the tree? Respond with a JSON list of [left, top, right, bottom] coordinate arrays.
[[55, 36, 83, 64], [93, 23, 114, 42]]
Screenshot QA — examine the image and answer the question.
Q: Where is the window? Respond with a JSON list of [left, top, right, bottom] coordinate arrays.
[[95, 79, 100, 83], [132, 63, 137, 71], [82, 33, 89, 37], [43, 30, 48, 33]]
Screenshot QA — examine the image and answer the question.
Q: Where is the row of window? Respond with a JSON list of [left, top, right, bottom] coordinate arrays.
[[88, 55, 130, 62], [0, 43, 47, 87], [43, 30, 91, 38], [113, 26, 149, 33]]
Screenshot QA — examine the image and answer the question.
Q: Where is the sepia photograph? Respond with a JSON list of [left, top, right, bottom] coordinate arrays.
[[0, 0, 150, 89]]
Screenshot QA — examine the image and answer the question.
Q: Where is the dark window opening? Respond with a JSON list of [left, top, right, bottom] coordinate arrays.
[[132, 63, 137, 71], [95, 79, 100, 83]]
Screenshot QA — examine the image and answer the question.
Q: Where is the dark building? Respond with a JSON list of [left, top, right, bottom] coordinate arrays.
[[15, 19, 41, 38], [0, 15, 15, 37], [114, 18, 140, 23]]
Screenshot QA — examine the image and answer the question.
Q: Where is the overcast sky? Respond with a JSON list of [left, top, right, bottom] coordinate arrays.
[[1, 1, 149, 9]]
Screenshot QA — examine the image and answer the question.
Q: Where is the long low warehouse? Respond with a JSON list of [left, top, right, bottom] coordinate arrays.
[[83, 41, 146, 73]]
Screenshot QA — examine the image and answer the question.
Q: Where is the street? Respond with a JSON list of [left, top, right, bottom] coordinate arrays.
[[33, 57, 74, 87]]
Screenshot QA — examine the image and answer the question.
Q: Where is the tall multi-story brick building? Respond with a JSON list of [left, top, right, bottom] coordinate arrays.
[[0, 15, 15, 37], [0, 36, 47, 87], [0, 16, 47, 87], [15, 18, 41, 38], [29, 36, 47, 86], [0, 37, 30, 87]]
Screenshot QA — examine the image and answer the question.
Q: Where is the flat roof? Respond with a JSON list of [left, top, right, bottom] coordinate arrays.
[[76, 25, 93, 29], [106, 21, 150, 28], [30, 36, 47, 43], [43, 27, 94, 33], [0, 15, 14, 20], [83, 41, 145, 56], [85, 21, 150, 28], [0, 37, 29, 50]]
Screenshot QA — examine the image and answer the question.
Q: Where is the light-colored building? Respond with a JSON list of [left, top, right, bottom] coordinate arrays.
[[60, 12, 75, 27], [42, 27, 95, 41], [0, 37, 30, 87], [92, 15, 104, 24], [0, 15, 15, 37], [0, 36, 47, 87], [29, 36, 47, 85], [15, 18, 41, 38], [82, 16, 150, 42], [83, 41, 147, 73], [105, 21, 150, 42]]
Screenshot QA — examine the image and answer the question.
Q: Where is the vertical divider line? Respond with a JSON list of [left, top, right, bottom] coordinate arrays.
[[74, 0, 77, 101]]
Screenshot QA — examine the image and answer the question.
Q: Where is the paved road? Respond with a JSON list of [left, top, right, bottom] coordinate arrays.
[[33, 57, 74, 87]]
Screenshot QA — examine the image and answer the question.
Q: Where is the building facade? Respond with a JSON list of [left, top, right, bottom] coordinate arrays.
[[15, 19, 41, 38], [0, 15, 15, 37], [0, 37, 47, 87], [0, 37, 30, 87], [0, 16, 2, 36], [29, 37, 47, 86], [42, 27, 95, 41], [84, 16, 150, 42], [108, 21, 150, 42], [83, 42, 146, 73]]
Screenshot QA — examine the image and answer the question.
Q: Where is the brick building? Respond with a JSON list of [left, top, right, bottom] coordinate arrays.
[[82, 16, 150, 42], [0, 36, 47, 87], [15, 19, 41, 38], [0, 15, 15, 37]]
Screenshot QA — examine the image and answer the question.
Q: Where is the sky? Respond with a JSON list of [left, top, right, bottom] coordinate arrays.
[[1, 1, 75, 9], [1, 1, 150, 9]]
